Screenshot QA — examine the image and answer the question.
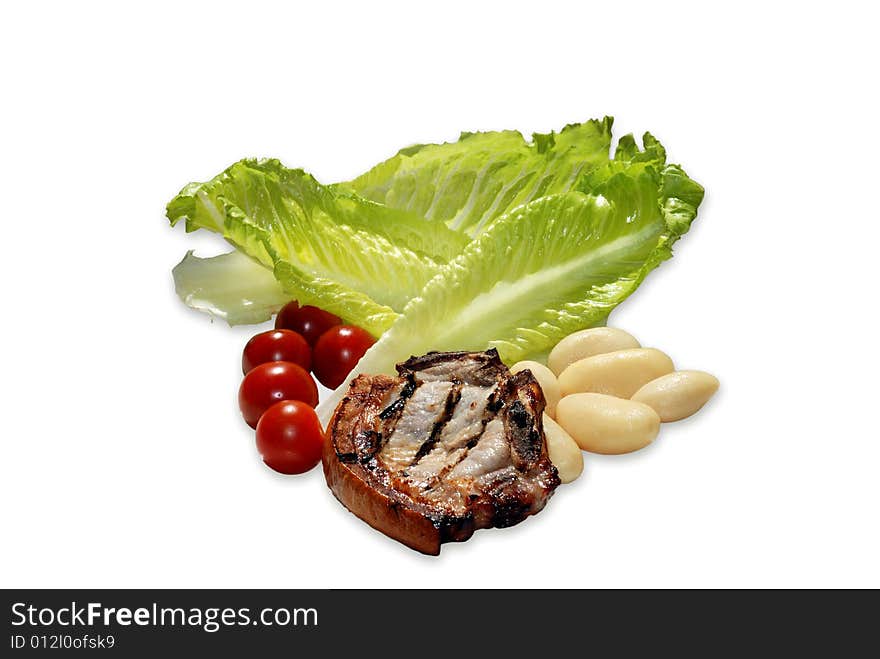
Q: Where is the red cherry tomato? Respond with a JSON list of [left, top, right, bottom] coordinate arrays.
[[238, 361, 318, 428], [256, 400, 325, 474], [273, 300, 299, 330], [312, 325, 376, 389], [242, 329, 311, 374], [275, 303, 342, 346]]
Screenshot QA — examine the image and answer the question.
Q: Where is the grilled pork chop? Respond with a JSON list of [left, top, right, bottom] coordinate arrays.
[[323, 349, 560, 554]]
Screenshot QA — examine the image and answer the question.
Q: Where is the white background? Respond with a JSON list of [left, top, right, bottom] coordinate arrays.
[[2, 1, 877, 589]]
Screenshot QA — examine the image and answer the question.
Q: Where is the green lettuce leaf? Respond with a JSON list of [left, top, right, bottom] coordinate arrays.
[[317, 158, 704, 423], [167, 159, 469, 335], [165, 120, 706, 419], [346, 118, 616, 236], [172, 250, 288, 325]]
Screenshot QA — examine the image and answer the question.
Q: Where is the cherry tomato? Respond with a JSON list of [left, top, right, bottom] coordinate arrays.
[[238, 361, 318, 428], [273, 299, 299, 330], [312, 325, 376, 389], [242, 329, 311, 374], [256, 400, 324, 474], [275, 303, 341, 346]]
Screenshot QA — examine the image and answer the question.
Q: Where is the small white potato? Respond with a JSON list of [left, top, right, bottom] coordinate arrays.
[[556, 393, 661, 455], [542, 414, 584, 483], [632, 370, 719, 422], [548, 327, 640, 375], [558, 348, 674, 399], [510, 360, 560, 418]]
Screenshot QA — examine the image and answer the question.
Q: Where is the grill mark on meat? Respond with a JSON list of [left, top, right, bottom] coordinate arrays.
[[353, 430, 381, 461], [411, 382, 462, 464], [332, 375, 396, 463], [437, 384, 497, 450], [431, 382, 507, 479], [378, 375, 416, 421], [347, 376, 412, 462], [379, 380, 454, 472], [429, 417, 492, 480], [446, 418, 510, 479], [486, 386, 505, 413]]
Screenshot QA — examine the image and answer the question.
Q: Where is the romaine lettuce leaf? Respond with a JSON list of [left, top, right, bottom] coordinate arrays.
[[346, 118, 616, 236], [172, 250, 288, 325], [167, 159, 468, 335], [166, 120, 705, 419], [317, 159, 704, 423]]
